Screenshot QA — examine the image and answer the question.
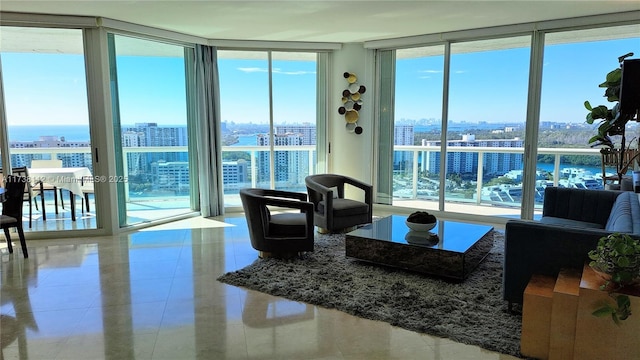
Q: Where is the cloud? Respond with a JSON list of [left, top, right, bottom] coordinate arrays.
[[237, 67, 268, 73], [419, 70, 442, 74]]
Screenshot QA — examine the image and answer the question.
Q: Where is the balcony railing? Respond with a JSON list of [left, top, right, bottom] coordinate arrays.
[[392, 145, 604, 210], [7, 145, 606, 215]]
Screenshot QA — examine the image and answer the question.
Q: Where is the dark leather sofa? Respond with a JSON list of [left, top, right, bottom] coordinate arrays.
[[503, 187, 640, 309]]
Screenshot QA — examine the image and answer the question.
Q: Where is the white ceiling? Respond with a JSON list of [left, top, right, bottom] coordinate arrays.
[[1, 1, 639, 43]]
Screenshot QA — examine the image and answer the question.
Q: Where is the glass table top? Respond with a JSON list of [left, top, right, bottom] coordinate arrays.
[[347, 215, 494, 253]]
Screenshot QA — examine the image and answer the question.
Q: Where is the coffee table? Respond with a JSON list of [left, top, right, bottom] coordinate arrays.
[[345, 215, 494, 281]]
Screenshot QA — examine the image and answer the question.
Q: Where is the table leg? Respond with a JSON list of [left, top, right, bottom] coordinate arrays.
[[69, 191, 76, 221]]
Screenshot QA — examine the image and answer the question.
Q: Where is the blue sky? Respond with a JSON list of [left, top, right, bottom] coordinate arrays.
[[1, 36, 638, 127], [395, 37, 640, 124]]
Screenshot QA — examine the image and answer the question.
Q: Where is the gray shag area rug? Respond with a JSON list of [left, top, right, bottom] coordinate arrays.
[[217, 230, 523, 358]]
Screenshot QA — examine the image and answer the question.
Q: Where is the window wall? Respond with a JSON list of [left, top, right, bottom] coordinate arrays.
[[391, 46, 444, 209], [445, 37, 530, 211], [107, 34, 195, 227], [218, 50, 321, 207], [538, 25, 640, 195], [377, 22, 639, 221], [0, 26, 97, 231]]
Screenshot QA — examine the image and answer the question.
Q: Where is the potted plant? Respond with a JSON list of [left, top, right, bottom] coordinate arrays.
[[585, 52, 640, 185], [588, 233, 640, 324]]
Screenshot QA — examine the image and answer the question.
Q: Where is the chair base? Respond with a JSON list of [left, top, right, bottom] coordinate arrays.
[[258, 251, 304, 259], [316, 225, 357, 234], [316, 227, 331, 234]]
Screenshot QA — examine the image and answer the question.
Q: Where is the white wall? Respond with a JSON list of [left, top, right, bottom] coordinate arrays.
[[329, 43, 376, 199]]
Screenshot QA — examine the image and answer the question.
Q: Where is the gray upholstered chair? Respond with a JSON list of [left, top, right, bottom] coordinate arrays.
[[305, 174, 372, 233], [239, 188, 314, 258]]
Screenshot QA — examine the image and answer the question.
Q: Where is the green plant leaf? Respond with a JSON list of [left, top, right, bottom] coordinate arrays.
[[585, 101, 593, 111], [616, 256, 630, 267], [605, 68, 622, 85], [591, 105, 610, 119], [616, 295, 631, 309], [592, 306, 614, 317], [612, 312, 621, 325]]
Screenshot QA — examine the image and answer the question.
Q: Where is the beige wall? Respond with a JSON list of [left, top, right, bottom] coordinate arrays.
[[329, 43, 376, 200]]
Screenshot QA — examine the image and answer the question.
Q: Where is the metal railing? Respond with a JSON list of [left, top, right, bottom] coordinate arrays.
[[392, 145, 603, 207], [7, 145, 604, 211]]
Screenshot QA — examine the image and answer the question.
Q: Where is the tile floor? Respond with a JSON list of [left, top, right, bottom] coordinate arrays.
[[1, 214, 520, 360]]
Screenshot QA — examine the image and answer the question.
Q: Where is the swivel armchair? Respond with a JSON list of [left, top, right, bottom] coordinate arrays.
[[305, 174, 372, 233], [239, 188, 314, 258]]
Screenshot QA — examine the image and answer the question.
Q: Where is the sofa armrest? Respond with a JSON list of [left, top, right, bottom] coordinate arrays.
[[304, 180, 333, 217], [502, 219, 611, 305], [342, 176, 373, 203]]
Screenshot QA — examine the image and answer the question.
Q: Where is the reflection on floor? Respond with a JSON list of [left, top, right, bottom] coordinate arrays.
[[1, 215, 520, 359], [21, 195, 193, 232]]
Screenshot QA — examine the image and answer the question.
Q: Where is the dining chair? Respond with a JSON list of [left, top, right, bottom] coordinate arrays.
[[10, 167, 42, 228], [30, 159, 64, 214], [1, 175, 29, 257]]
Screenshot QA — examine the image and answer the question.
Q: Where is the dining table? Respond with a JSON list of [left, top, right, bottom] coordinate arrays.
[[27, 167, 93, 221]]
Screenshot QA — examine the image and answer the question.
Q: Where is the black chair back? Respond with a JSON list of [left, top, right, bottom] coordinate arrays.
[[3, 175, 27, 220]]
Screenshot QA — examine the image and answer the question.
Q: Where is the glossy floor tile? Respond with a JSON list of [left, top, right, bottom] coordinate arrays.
[[1, 214, 519, 359]]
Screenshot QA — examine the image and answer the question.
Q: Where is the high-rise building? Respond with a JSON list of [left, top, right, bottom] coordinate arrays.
[[122, 131, 144, 176], [256, 133, 308, 187], [151, 161, 190, 194], [222, 159, 249, 189], [121, 123, 190, 184], [394, 125, 414, 170], [422, 134, 524, 175], [275, 124, 316, 145], [9, 136, 92, 170]]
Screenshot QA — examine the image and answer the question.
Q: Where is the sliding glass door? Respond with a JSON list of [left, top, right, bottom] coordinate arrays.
[[107, 34, 195, 227], [445, 37, 530, 214], [218, 50, 321, 207], [0, 26, 97, 231]]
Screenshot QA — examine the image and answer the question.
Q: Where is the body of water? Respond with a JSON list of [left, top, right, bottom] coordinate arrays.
[[536, 162, 603, 176], [9, 125, 90, 142]]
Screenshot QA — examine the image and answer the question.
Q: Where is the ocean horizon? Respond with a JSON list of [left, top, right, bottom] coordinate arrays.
[[7, 124, 186, 142]]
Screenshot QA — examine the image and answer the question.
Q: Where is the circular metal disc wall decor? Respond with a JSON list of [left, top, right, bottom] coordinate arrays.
[[339, 72, 365, 135], [345, 109, 359, 123]]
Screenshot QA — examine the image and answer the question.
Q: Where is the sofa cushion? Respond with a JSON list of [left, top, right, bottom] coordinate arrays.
[[318, 199, 369, 217], [269, 213, 307, 237], [539, 216, 604, 229], [605, 192, 640, 234]]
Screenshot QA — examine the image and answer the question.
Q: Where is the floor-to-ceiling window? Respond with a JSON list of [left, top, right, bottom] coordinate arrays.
[[377, 21, 639, 221], [538, 25, 640, 199], [218, 50, 320, 207], [107, 34, 195, 227], [0, 26, 98, 231], [391, 46, 444, 210], [445, 37, 530, 213], [384, 37, 530, 218]]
